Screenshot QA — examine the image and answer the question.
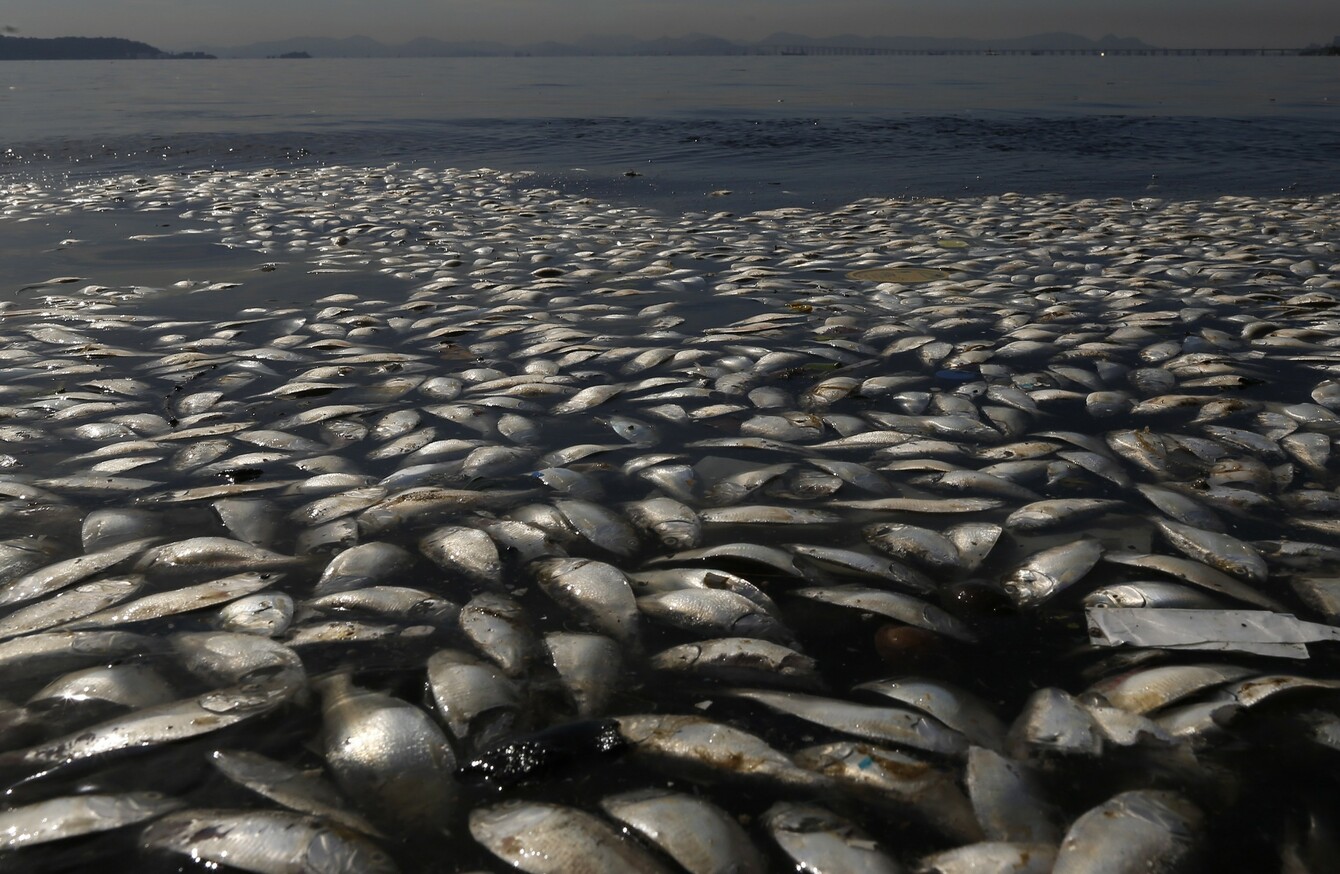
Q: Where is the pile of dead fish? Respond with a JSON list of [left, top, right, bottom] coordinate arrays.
[[0, 165, 1338, 872]]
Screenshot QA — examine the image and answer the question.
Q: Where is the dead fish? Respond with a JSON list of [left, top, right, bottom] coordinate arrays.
[[650, 637, 820, 689], [622, 496, 702, 549], [27, 663, 175, 716], [0, 630, 151, 694], [918, 843, 1057, 874], [0, 576, 144, 640], [425, 648, 521, 750], [863, 522, 964, 575], [638, 588, 794, 644], [0, 537, 156, 608], [0, 791, 183, 851], [419, 524, 504, 591], [1005, 498, 1126, 532], [470, 800, 671, 873], [59, 571, 278, 631], [1002, 539, 1104, 608], [1052, 790, 1203, 874], [728, 687, 969, 757], [600, 788, 767, 874], [762, 801, 904, 874], [796, 740, 983, 842], [308, 583, 454, 621], [133, 537, 302, 579], [964, 746, 1062, 843], [210, 749, 382, 837], [1007, 687, 1103, 758], [0, 678, 297, 783], [791, 584, 979, 643], [616, 713, 829, 792], [1152, 518, 1268, 583], [530, 557, 640, 647], [142, 808, 398, 874], [315, 673, 457, 833], [554, 499, 641, 557], [1102, 551, 1284, 610], [1086, 663, 1257, 715], [787, 544, 937, 595], [313, 541, 417, 597], [544, 632, 623, 719], [1082, 581, 1232, 609], [459, 592, 540, 678], [854, 677, 1007, 751], [217, 592, 295, 636]]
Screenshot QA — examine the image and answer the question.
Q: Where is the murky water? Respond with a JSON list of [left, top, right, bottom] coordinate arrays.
[[0, 55, 1338, 874]]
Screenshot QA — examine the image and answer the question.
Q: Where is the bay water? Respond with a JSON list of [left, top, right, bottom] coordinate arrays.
[[3, 55, 1336, 208], [0, 52, 1338, 872]]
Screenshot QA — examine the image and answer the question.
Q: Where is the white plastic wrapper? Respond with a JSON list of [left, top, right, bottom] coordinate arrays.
[[1086, 608, 1340, 659]]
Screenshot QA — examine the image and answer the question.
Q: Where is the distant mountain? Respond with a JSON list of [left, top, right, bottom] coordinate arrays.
[[189, 35, 510, 58], [753, 31, 1154, 51], [0, 34, 212, 60], [189, 30, 1159, 59]]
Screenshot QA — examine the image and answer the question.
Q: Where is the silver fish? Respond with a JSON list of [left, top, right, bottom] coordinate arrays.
[[965, 746, 1062, 843], [133, 536, 302, 579], [854, 677, 1007, 751], [1002, 539, 1104, 608], [470, 800, 671, 873], [615, 714, 828, 792], [459, 592, 539, 677], [28, 663, 177, 712], [791, 584, 978, 644], [601, 788, 767, 874], [638, 588, 793, 644], [1052, 790, 1203, 874], [0, 679, 296, 782], [0, 537, 155, 608], [142, 808, 398, 874], [763, 801, 905, 874], [796, 740, 982, 842], [61, 571, 278, 630], [650, 637, 819, 689], [918, 843, 1057, 874], [419, 524, 504, 590], [315, 673, 457, 833], [544, 632, 623, 719], [0, 792, 183, 850], [530, 557, 640, 646], [622, 496, 702, 549], [210, 749, 382, 836]]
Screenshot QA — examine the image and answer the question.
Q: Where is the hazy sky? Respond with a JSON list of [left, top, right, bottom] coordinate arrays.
[[4, 0, 1333, 50]]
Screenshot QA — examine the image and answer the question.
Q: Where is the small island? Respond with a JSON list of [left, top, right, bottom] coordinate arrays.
[[0, 34, 214, 60]]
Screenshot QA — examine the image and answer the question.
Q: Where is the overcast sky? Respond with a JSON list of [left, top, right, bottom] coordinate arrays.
[[4, 1, 1333, 50]]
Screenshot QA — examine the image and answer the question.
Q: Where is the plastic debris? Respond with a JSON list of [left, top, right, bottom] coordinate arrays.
[[1087, 608, 1340, 659]]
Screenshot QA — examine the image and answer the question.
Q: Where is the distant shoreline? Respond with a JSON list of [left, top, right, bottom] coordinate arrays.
[[0, 35, 213, 60], [2, 31, 1332, 61]]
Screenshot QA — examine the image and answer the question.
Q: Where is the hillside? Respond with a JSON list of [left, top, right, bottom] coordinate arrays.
[[0, 34, 211, 60]]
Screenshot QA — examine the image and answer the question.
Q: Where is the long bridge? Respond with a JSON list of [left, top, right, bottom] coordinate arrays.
[[757, 45, 1305, 57]]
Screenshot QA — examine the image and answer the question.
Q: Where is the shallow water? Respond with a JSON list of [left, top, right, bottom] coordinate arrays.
[[0, 160, 1338, 871], [1, 54, 1339, 874], [3, 56, 1337, 209]]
